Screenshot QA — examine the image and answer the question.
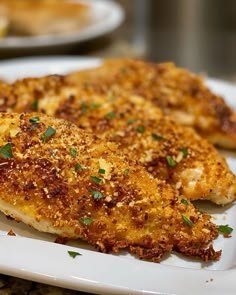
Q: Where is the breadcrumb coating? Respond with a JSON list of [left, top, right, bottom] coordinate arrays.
[[0, 74, 235, 205], [67, 59, 236, 150], [0, 112, 221, 262]]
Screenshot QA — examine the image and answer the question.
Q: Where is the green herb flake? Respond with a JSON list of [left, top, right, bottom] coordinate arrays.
[[68, 250, 82, 258], [89, 190, 104, 200], [90, 103, 101, 109], [81, 101, 88, 115], [151, 133, 164, 140], [166, 155, 177, 167], [0, 143, 13, 159], [109, 93, 116, 101], [218, 224, 233, 235], [29, 116, 40, 123], [98, 168, 105, 174], [181, 148, 188, 158], [31, 100, 38, 110], [29, 117, 40, 131], [181, 214, 193, 227], [80, 217, 93, 226], [70, 148, 77, 158], [105, 111, 116, 119], [124, 169, 129, 175], [90, 176, 103, 184], [181, 198, 189, 205], [137, 126, 145, 133], [75, 163, 83, 172], [198, 208, 205, 214], [40, 126, 56, 143], [127, 119, 136, 125]]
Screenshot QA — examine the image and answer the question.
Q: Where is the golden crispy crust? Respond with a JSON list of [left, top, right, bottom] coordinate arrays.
[[67, 59, 236, 150], [0, 112, 220, 262], [0, 74, 65, 113], [51, 85, 236, 205], [0, 75, 235, 204]]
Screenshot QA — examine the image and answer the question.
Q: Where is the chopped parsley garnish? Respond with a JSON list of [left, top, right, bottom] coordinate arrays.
[[166, 155, 177, 167], [29, 117, 40, 131], [181, 148, 188, 158], [81, 101, 87, 114], [137, 126, 145, 133], [218, 224, 233, 235], [31, 100, 38, 110], [70, 148, 77, 157], [198, 208, 205, 214], [151, 133, 164, 140], [181, 214, 193, 227], [40, 126, 56, 143], [80, 217, 92, 226], [29, 116, 40, 123], [98, 168, 105, 174], [75, 163, 83, 172], [30, 126, 38, 131], [89, 190, 104, 200], [68, 250, 82, 258], [105, 111, 116, 119], [90, 176, 103, 184], [109, 93, 116, 101], [127, 119, 136, 125], [181, 198, 189, 205], [124, 169, 129, 175], [90, 103, 101, 109], [0, 143, 13, 159]]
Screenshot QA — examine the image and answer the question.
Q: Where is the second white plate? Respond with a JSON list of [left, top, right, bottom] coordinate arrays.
[[0, 0, 124, 50]]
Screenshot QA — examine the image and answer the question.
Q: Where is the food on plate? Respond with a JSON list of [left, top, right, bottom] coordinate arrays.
[[0, 0, 91, 37], [0, 5, 8, 38], [0, 75, 235, 205], [0, 112, 221, 262], [67, 59, 236, 150]]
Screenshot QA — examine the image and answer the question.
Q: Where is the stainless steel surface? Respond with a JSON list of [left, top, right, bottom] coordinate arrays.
[[122, 0, 236, 80], [147, 0, 236, 79]]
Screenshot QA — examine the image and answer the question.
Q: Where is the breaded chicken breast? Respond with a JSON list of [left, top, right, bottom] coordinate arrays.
[[0, 112, 221, 262], [0, 76, 234, 205], [0, 0, 91, 36], [67, 59, 236, 150]]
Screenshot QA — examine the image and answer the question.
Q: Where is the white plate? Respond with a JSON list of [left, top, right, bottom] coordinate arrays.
[[0, 57, 236, 295], [0, 0, 124, 50]]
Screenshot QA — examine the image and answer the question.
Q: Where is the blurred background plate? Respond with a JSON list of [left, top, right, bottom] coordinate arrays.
[[0, 0, 124, 51]]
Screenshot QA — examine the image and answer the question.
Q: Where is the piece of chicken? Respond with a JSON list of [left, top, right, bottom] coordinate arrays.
[[0, 112, 220, 262], [67, 59, 236, 150], [0, 0, 91, 36], [0, 76, 235, 205]]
